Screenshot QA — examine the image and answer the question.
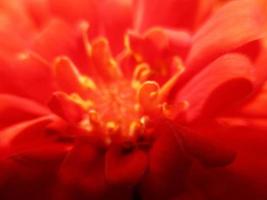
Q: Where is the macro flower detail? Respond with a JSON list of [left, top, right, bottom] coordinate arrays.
[[0, 0, 267, 200]]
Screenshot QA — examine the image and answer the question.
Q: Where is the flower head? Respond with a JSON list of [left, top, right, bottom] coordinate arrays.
[[0, 0, 267, 200]]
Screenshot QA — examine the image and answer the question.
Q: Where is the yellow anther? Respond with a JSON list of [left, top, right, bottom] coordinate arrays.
[[133, 53, 143, 63], [134, 103, 141, 112], [17, 52, 29, 60], [124, 34, 131, 51], [138, 81, 160, 112], [17, 51, 50, 66], [175, 100, 190, 116], [92, 37, 122, 80], [161, 102, 175, 119], [106, 121, 120, 136], [79, 20, 92, 56], [79, 75, 97, 90], [88, 109, 99, 123], [106, 121, 117, 130], [140, 116, 150, 126], [133, 63, 152, 84], [79, 118, 92, 132], [109, 58, 122, 78], [157, 57, 185, 103], [177, 100, 189, 110], [129, 121, 141, 137], [70, 93, 94, 110]]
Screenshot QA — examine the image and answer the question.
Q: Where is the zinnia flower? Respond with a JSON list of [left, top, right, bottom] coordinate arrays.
[[0, 0, 266, 200]]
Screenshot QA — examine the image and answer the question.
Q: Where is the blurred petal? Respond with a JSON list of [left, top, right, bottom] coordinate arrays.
[[0, 52, 55, 103], [189, 124, 267, 200], [31, 18, 79, 62], [128, 28, 191, 83], [183, 0, 266, 88], [179, 127, 235, 167], [238, 82, 267, 118], [49, 0, 133, 53], [134, 0, 213, 31], [105, 145, 147, 186], [141, 120, 191, 200], [175, 54, 254, 121], [48, 92, 85, 124], [0, 116, 54, 149], [59, 135, 107, 199], [0, 94, 49, 129]]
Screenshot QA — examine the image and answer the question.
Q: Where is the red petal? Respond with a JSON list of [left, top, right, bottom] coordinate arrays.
[[0, 140, 69, 200], [184, 0, 266, 87], [105, 145, 147, 186], [59, 135, 107, 199], [91, 38, 122, 80], [134, 0, 198, 31], [189, 123, 267, 200], [179, 127, 235, 167], [128, 28, 191, 62], [141, 120, 191, 200], [49, 0, 132, 53], [31, 18, 79, 62], [0, 94, 49, 129], [254, 42, 267, 85], [53, 56, 83, 94], [0, 2, 35, 67], [238, 82, 267, 118], [49, 0, 99, 24], [175, 53, 254, 121], [128, 28, 191, 84], [0, 52, 55, 103], [22, 0, 51, 27], [48, 92, 85, 124], [0, 116, 54, 150], [217, 82, 267, 130], [98, 0, 133, 53]]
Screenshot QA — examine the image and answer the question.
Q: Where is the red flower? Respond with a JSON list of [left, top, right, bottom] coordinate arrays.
[[0, 0, 266, 200]]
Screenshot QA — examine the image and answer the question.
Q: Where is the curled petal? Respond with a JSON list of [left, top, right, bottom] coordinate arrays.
[[236, 82, 267, 118], [175, 53, 254, 121], [128, 28, 191, 84], [182, 0, 266, 88], [217, 81, 267, 130], [54, 56, 83, 94], [48, 92, 85, 124]]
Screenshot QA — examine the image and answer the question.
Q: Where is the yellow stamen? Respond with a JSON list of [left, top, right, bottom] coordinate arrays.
[[69, 93, 94, 111], [175, 100, 190, 116], [138, 81, 160, 112], [157, 57, 185, 102], [17, 51, 50, 66], [91, 37, 122, 79], [133, 63, 152, 83], [79, 75, 97, 90], [79, 21, 92, 56], [129, 121, 141, 137]]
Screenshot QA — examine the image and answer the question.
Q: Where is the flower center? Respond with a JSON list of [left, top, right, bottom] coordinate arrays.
[[48, 23, 188, 147], [91, 80, 139, 131]]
